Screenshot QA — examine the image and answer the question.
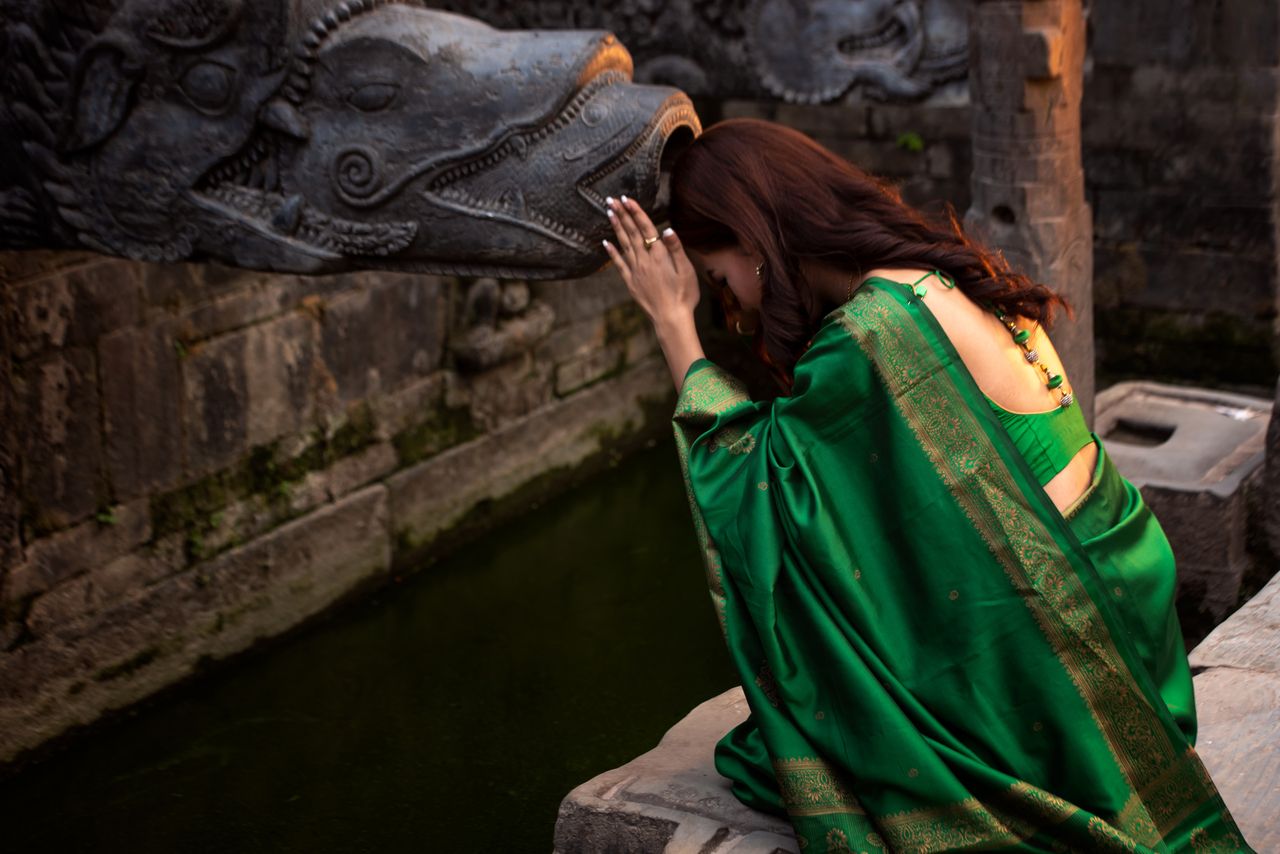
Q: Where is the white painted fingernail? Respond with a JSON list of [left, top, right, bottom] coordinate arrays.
[[662, 228, 674, 236], [620, 194, 630, 203], [607, 209, 615, 218], [602, 239, 610, 248]]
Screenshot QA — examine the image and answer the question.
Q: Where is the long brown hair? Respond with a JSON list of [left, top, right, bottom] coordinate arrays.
[[668, 118, 1068, 382]]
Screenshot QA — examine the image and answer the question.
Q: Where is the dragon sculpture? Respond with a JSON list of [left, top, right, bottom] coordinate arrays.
[[0, 0, 701, 277]]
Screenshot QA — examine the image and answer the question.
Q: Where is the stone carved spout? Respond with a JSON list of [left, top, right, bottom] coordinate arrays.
[[0, 0, 701, 278]]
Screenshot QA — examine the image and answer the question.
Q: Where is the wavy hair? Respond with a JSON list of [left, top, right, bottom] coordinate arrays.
[[668, 118, 1068, 384]]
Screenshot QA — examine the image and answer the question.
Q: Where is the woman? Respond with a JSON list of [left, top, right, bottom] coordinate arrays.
[[601, 119, 1249, 853]]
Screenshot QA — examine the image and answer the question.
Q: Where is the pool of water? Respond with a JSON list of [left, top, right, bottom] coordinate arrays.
[[0, 440, 736, 852]]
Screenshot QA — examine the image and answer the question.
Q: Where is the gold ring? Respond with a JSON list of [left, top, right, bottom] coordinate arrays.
[[643, 234, 660, 249]]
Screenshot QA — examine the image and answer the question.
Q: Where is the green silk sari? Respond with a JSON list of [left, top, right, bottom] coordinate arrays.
[[672, 280, 1250, 853]]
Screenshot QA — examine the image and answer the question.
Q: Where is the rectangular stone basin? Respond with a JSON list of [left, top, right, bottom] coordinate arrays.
[[1095, 381, 1272, 638]]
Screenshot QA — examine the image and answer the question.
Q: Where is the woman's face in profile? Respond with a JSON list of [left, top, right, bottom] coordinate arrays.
[[689, 244, 764, 314]]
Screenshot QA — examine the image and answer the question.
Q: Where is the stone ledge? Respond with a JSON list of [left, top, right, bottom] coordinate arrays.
[[554, 689, 797, 854], [555, 573, 1280, 852]]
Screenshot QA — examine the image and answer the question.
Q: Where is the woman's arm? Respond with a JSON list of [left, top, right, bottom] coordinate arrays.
[[600, 196, 706, 392], [653, 313, 706, 392]]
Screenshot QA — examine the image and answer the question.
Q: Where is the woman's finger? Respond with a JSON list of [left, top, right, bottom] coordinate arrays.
[[602, 238, 631, 284], [614, 195, 647, 252], [659, 227, 688, 276], [606, 203, 632, 256], [625, 197, 662, 244]]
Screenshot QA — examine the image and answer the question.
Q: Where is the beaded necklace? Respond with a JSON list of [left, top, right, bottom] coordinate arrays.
[[896, 269, 1074, 409]]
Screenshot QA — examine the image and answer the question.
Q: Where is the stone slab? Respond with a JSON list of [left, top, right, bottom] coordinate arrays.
[[1188, 569, 1280, 852], [1096, 381, 1272, 633], [553, 688, 798, 854], [1095, 382, 1271, 495], [555, 573, 1280, 852]]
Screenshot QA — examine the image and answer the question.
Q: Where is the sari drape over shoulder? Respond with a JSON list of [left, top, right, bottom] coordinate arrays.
[[672, 281, 1249, 853]]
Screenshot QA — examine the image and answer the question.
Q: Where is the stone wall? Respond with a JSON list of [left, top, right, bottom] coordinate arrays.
[[1084, 0, 1280, 388], [703, 96, 973, 218], [0, 250, 673, 767]]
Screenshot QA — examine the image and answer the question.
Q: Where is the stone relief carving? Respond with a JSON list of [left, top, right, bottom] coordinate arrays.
[[0, 0, 700, 278], [427, 0, 969, 103]]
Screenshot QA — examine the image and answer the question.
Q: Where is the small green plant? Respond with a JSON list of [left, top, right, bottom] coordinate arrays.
[[95, 507, 118, 526], [895, 131, 925, 153], [173, 339, 189, 359]]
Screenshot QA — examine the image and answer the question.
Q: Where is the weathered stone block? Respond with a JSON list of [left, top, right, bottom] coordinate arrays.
[[530, 270, 631, 328], [465, 352, 555, 432], [319, 274, 446, 402], [9, 259, 141, 361], [25, 546, 184, 641], [1088, 1, 1195, 66], [100, 322, 184, 500], [553, 688, 798, 854], [389, 358, 670, 559], [449, 300, 556, 371], [16, 347, 106, 532], [1190, 0, 1280, 66], [555, 347, 623, 397], [1187, 569, 1280, 852], [533, 315, 609, 367], [242, 311, 319, 448], [0, 485, 390, 764], [1096, 382, 1272, 640], [369, 371, 450, 442], [2, 498, 152, 611], [183, 326, 249, 477]]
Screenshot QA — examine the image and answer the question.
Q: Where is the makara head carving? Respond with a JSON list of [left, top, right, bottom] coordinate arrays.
[[0, 0, 701, 277]]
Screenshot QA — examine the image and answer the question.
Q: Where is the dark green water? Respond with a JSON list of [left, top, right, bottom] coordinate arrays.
[[0, 440, 737, 852]]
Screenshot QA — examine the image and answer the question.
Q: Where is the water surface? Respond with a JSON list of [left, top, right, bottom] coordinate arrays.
[[0, 440, 736, 852]]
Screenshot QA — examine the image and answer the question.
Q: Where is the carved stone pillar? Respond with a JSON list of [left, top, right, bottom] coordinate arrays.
[[966, 0, 1095, 421]]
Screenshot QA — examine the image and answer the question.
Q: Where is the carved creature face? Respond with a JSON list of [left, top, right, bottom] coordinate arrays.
[[747, 0, 934, 102], [57, 0, 288, 259], [191, 2, 700, 276]]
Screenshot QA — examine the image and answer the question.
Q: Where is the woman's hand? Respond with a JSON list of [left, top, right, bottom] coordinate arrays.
[[601, 195, 705, 390], [602, 196, 699, 330]]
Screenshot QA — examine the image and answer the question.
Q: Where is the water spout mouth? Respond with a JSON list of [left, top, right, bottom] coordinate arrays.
[[653, 123, 697, 216]]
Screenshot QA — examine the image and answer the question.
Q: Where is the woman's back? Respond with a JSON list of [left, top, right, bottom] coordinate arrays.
[[861, 267, 1098, 513]]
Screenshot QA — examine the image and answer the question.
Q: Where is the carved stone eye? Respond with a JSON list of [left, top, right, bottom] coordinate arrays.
[[347, 82, 399, 112], [179, 60, 235, 113]]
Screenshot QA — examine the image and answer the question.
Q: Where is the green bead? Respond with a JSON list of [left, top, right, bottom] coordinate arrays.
[[1012, 328, 1031, 344], [913, 283, 928, 298], [993, 307, 1005, 319], [1047, 374, 1064, 389]]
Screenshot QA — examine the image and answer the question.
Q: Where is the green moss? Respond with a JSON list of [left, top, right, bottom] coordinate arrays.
[[93, 646, 161, 682], [391, 382, 676, 574], [895, 131, 925, 153], [150, 471, 234, 542], [392, 404, 481, 467], [149, 403, 382, 562]]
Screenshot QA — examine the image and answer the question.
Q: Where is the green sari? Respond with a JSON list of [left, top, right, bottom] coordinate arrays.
[[672, 280, 1250, 853]]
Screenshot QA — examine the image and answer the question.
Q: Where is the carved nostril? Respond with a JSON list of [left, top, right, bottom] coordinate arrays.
[[260, 98, 310, 140]]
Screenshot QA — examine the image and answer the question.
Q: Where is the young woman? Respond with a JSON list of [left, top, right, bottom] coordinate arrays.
[[601, 118, 1249, 852]]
